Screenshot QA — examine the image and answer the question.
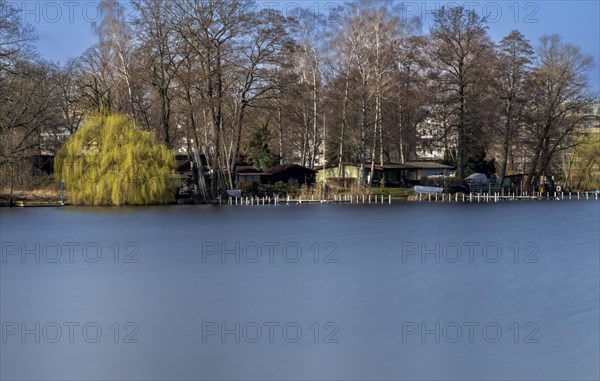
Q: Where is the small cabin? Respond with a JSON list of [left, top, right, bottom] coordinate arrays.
[[236, 166, 267, 185], [265, 164, 316, 185]]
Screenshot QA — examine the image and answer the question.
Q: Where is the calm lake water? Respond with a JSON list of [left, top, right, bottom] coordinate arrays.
[[1, 201, 599, 380]]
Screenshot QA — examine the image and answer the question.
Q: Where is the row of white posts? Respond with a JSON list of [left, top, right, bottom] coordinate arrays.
[[225, 194, 393, 205], [332, 194, 391, 204], [417, 191, 599, 202], [226, 195, 282, 206], [222, 191, 598, 205]]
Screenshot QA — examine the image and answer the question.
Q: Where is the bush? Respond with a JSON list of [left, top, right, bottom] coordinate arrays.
[[240, 181, 259, 196], [55, 112, 176, 206]]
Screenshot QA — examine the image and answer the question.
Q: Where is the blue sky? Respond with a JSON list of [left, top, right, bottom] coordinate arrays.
[[16, 0, 600, 92]]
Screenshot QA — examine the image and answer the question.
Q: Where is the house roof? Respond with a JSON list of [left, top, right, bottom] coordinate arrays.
[[378, 163, 413, 170], [176, 159, 192, 172], [176, 153, 208, 167], [267, 164, 316, 175], [236, 166, 265, 174], [403, 161, 455, 170], [316, 161, 454, 171]]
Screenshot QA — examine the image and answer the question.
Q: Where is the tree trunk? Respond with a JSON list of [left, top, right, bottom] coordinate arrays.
[[278, 105, 284, 164], [339, 72, 350, 177], [369, 104, 378, 185], [360, 81, 368, 186], [311, 68, 318, 168], [498, 102, 512, 186]]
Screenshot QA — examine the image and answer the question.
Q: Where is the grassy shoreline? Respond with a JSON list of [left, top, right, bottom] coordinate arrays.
[[0, 188, 62, 207], [1, 186, 415, 206]]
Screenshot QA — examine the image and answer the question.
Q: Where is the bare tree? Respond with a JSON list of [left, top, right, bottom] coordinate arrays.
[[430, 6, 493, 178], [524, 34, 594, 190], [0, 61, 62, 200], [0, 0, 36, 73], [94, 0, 138, 119], [494, 30, 534, 184], [132, 0, 182, 148]]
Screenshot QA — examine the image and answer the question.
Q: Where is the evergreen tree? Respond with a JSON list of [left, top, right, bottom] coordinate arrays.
[[245, 121, 279, 171]]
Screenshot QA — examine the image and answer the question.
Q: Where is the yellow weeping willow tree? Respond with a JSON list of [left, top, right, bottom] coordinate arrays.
[[569, 133, 600, 190], [55, 113, 177, 206]]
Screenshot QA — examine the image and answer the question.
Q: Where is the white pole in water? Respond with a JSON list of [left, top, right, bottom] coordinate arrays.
[[577, 192, 580, 200], [469, 193, 472, 202], [586, 192, 589, 200], [428, 193, 431, 202], [60, 179, 65, 205], [389, 194, 391, 204], [362, 194, 365, 204], [435, 193, 438, 202], [569, 192, 571, 200]]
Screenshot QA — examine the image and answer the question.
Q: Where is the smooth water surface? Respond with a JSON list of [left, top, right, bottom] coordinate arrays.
[[1, 201, 599, 380]]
